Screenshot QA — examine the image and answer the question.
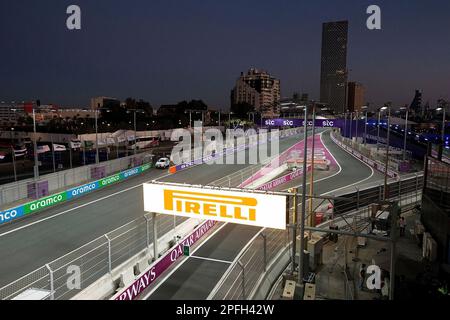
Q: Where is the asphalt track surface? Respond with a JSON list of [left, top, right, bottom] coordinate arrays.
[[0, 131, 308, 288], [145, 130, 383, 299]]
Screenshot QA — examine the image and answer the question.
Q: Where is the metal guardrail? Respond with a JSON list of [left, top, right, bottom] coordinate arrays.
[[0, 214, 186, 300], [209, 173, 423, 300], [0, 127, 362, 300], [0, 158, 272, 300]]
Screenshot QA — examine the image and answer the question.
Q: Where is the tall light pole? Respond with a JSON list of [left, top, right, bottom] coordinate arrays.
[[382, 105, 391, 200], [376, 110, 382, 151], [95, 108, 99, 164], [361, 106, 368, 145], [126, 109, 144, 155], [437, 106, 446, 146], [134, 110, 137, 155], [400, 107, 409, 161], [298, 105, 308, 285], [308, 102, 316, 237], [32, 109, 39, 197]]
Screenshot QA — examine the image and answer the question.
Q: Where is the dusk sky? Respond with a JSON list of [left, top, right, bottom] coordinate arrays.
[[1, 0, 449, 109]]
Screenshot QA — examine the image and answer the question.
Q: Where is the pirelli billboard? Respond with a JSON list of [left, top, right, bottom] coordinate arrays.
[[143, 183, 287, 230]]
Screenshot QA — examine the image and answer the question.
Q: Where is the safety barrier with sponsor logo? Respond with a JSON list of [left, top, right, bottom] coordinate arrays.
[[0, 163, 152, 226], [330, 131, 399, 179], [113, 220, 217, 300]]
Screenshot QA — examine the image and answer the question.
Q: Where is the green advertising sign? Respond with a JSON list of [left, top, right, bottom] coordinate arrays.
[[99, 174, 121, 188], [2, 162, 153, 225], [24, 192, 67, 214]]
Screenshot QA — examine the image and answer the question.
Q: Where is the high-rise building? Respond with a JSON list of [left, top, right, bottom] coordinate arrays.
[[320, 20, 348, 114], [410, 90, 423, 116], [231, 68, 281, 117], [347, 82, 365, 112]]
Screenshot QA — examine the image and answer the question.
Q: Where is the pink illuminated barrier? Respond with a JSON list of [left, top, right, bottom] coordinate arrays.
[[243, 134, 337, 189], [256, 165, 312, 191], [330, 131, 399, 179], [113, 220, 217, 300]]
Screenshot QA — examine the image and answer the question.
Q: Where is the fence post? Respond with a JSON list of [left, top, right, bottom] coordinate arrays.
[[260, 233, 267, 272], [415, 173, 419, 203], [238, 260, 246, 299], [152, 212, 158, 261], [356, 187, 360, 210], [144, 215, 151, 248], [105, 234, 112, 273], [45, 264, 54, 300], [228, 176, 231, 188]]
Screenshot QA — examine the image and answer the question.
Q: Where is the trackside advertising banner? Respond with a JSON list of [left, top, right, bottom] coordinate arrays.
[[143, 184, 287, 229], [330, 132, 399, 179], [0, 163, 152, 226], [114, 220, 217, 300]]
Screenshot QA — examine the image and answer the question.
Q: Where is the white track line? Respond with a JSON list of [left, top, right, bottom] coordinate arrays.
[[0, 182, 147, 238], [206, 228, 264, 300], [141, 222, 229, 300], [190, 256, 233, 264]]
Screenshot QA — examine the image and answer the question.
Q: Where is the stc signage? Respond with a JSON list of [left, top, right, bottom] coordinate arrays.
[[263, 118, 341, 128], [143, 183, 287, 230]]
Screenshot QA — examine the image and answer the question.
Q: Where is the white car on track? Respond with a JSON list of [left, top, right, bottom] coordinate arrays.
[[155, 157, 170, 169]]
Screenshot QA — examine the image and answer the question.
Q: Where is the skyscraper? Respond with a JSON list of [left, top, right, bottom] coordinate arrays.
[[320, 21, 348, 114], [409, 90, 423, 116]]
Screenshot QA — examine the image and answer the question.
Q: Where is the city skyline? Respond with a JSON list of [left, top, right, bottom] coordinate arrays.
[[1, 0, 449, 109]]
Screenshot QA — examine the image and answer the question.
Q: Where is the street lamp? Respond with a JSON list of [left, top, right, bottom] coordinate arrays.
[[298, 104, 308, 285], [381, 104, 391, 200], [355, 110, 359, 142], [400, 106, 409, 161], [126, 109, 145, 155], [94, 107, 112, 164], [376, 109, 382, 151], [361, 106, 368, 145], [436, 106, 446, 146], [95, 108, 99, 164], [228, 111, 234, 128], [32, 109, 39, 197]]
